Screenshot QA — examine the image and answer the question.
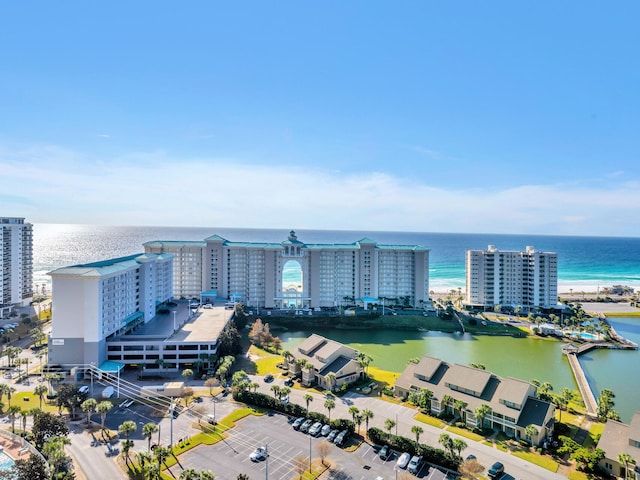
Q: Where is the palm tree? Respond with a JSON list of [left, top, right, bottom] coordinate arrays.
[[118, 420, 137, 465], [384, 418, 396, 436], [438, 433, 454, 458], [20, 410, 28, 433], [419, 388, 434, 412], [270, 385, 281, 400], [182, 368, 194, 385], [180, 468, 200, 480], [619, 452, 634, 480], [553, 395, 568, 423], [304, 394, 314, 415], [474, 404, 492, 430], [143, 422, 159, 453], [0, 383, 9, 406], [453, 438, 467, 457], [357, 352, 373, 380], [411, 425, 423, 446], [5, 386, 16, 408], [361, 408, 374, 433], [282, 350, 293, 365], [524, 424, 539, 445], [348, 406, 360, 423], [441, 394, 453, 415], [34, 384, 48, 409], [97, 400, 113, 433], [324, 399, 335, 422], [326, 373, 337, 392], [453, 399, 468, 423], [81, 398, 97, 426], [154, 445, 171, 471], [7, 405, 21, 433]]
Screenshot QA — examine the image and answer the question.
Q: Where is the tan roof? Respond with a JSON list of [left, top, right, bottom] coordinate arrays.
[[443, 364, 492, 396], [414, 356, 443, 381], [597, 418, 640, 465], [294, 334, 357, 370], [497, 377, 534, 407]]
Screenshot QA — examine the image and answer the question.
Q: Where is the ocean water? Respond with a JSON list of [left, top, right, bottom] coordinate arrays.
[[33, 224, 640, 294]]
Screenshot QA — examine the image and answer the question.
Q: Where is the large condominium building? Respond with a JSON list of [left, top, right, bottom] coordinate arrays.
[[144, 230, 430, 309], [48, 253, 174, 367], [465, 245, 558, 311], [1, 217, 33, 311]]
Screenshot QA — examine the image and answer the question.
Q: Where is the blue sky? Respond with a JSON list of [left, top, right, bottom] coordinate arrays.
[[1, 2, 639, 236]]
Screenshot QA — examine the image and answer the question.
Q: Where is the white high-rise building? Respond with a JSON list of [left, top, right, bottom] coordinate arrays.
[[1, 217, 33, 311], [48, 253, 173, 367], [465, 245, 558, 311], [145, 230, 430, 309]]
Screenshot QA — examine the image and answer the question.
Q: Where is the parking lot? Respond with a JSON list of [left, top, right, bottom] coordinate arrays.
[[176, 413, 455, 480]]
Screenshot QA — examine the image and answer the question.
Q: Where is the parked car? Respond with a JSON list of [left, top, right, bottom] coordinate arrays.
[[327, 429, 339, 442], [284, 378, 294, 387], [292, 417, 305, 430], [378, 445, 390, 460], [335, 429, 349, 446], [308, 422, 323, 436], [78, 386, 89, 394], [488, 462, 504, 478], [250, 447, 268, 462], [300, 419, 313, 433], [396, 452, 411, 469], [263, 374, 274, 382], [321, 424, 332, 436], [408, 455, 421, 474]]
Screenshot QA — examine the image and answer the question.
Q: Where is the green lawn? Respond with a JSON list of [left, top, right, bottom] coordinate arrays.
[[604, 311, 640, 317], [511, 449, 560, 472], [446, 426, 484, 442], [583, 421, 606, 449], [414, 412, 445, 429], [11, 391, 57, 413]]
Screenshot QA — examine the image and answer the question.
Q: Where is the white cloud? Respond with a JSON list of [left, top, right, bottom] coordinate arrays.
[[2, 143, 639, 236]]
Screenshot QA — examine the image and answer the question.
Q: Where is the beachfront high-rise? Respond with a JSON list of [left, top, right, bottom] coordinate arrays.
[[465, 245, 558, 311], [48, 253, 173, 367], [144, 230, 430, 309], [0, 217, 33, 312]]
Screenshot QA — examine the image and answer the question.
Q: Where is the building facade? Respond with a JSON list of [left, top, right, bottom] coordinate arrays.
[[597, 413, 640, 479], [144, 230, 430, 309], [48, 253, 174, 367], [1, 217, 33, 311], [287, 334, 363, 389], [395, 355, 555, 445], [465, 245, 558, 311]]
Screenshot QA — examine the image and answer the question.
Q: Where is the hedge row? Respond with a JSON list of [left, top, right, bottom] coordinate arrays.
[[367, 427, 460, 471], [233, 390, 355, 433]]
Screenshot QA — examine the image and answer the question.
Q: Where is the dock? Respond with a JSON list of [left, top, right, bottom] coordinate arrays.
[[561, 330, 637, 419]]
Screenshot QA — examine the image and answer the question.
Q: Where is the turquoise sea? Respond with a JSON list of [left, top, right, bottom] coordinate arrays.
[[33, 224, 640, 293]]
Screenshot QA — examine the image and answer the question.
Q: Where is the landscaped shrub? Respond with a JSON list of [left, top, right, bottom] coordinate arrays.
[[330, 418, 355, 433]]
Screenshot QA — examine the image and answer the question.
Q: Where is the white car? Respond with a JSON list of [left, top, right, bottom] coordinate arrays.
[[321, 424, 332, 436], [308, 421, 323, 436], [78, 385, 89, 394], [408, 455, 421, 474], [250, 447, 268, 462], [396, 452, 411, 469]]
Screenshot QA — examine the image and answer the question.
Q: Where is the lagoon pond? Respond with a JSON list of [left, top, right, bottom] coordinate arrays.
[[279, 320, 640, 423]]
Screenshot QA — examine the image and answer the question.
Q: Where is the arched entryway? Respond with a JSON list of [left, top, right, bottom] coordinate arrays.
[[282, 260, 303, 308]]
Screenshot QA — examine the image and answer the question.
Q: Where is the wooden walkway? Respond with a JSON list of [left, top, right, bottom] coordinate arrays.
[[565, 352, 598, 418]]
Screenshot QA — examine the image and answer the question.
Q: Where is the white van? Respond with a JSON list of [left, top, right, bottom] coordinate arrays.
[[102, 386, 114, 399]]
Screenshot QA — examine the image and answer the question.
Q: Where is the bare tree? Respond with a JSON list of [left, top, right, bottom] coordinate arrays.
[[293, 455, 307, 479], [316, 439, 332, 466]]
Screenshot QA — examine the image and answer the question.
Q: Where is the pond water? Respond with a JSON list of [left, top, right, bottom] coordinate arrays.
[[279, 321, 640, 423], [579, 316, 640, 423], [279, 327, 576, 392]]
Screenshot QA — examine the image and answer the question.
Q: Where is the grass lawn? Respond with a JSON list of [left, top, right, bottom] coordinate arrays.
[[414, 412, 445, 429], [367, 366, 400, 392], [248, 345, 283, 376], [583, 421, 606, 449], [511, 449, 560, 472], [12, 391, 57, 413], [605, 311, 640, 317], [568, 471, 590, 480], [446, 426, 484, 442]]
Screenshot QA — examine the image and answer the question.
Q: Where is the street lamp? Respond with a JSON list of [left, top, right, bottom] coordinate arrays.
[[90, 362, 96, 397], [309, 434, 312, 473], [172, 310, 177, 332]]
